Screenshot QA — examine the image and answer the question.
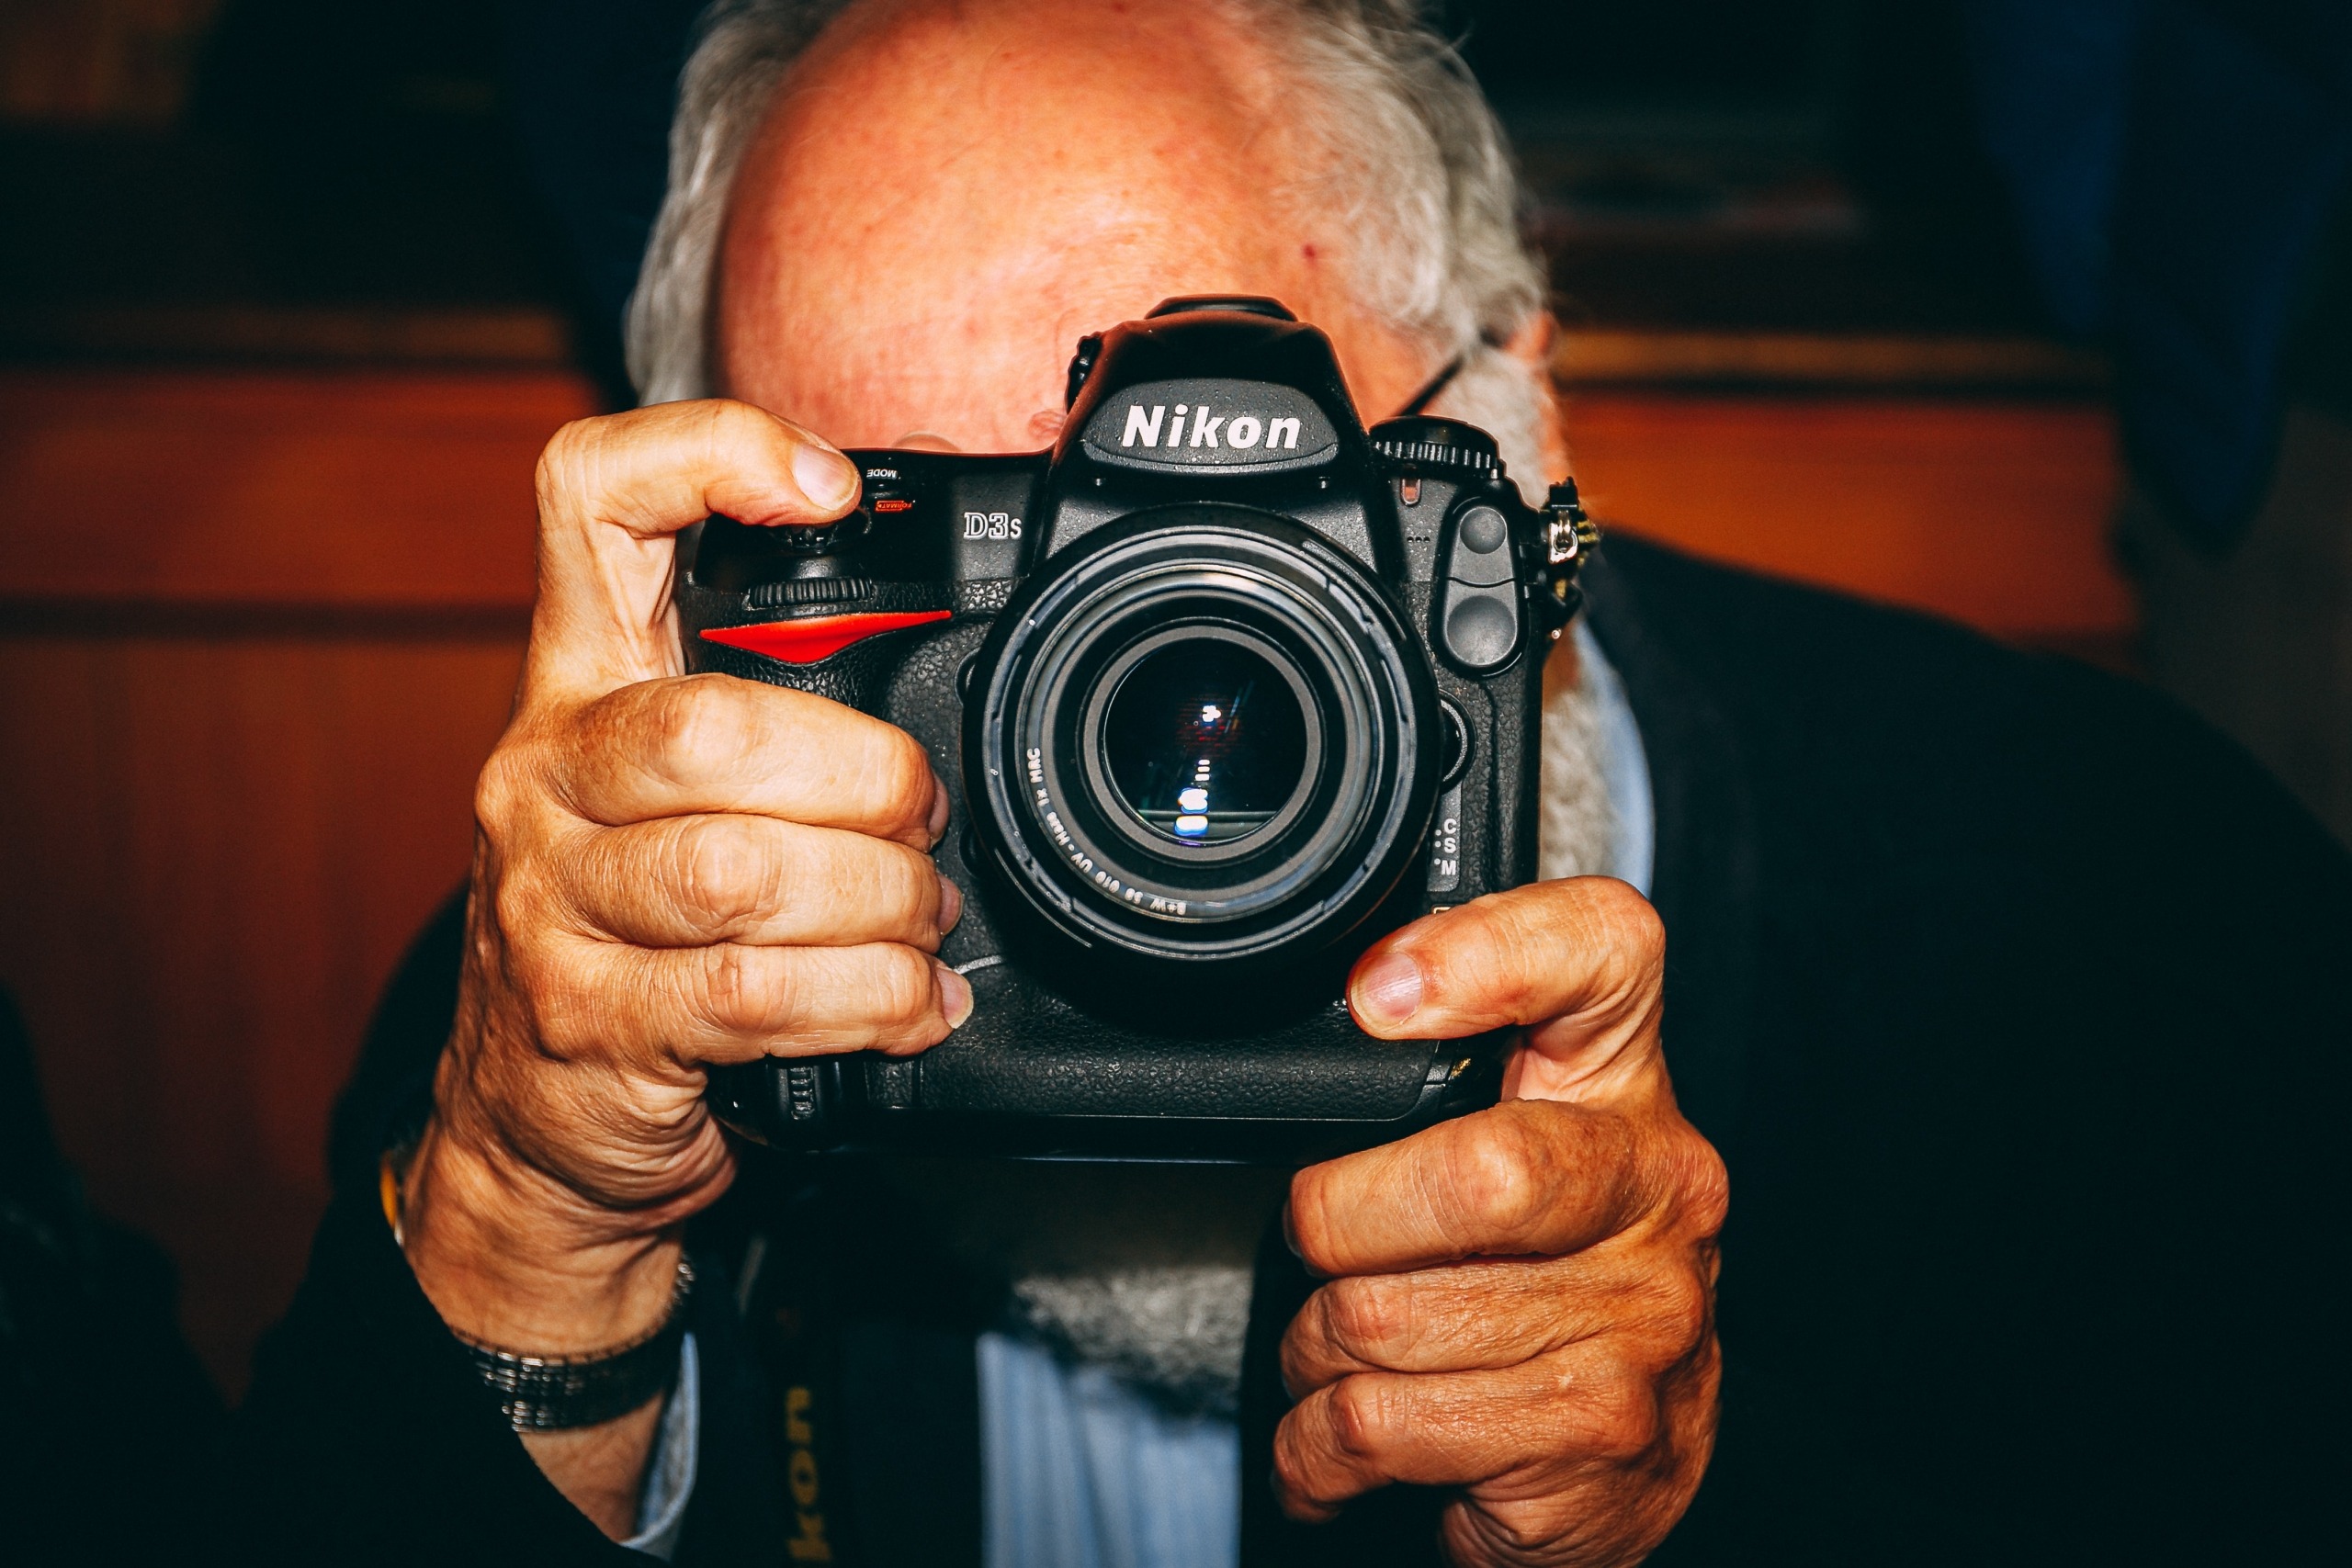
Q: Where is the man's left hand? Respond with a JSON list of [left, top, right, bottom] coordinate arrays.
[[1278, 879, 1726, 1567]]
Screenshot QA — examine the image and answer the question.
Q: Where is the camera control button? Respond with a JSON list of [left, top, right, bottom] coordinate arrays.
[[1440, 583, 1521, 671], [1442, 506, 1515, 588], [1456, 505, 1508, 556]]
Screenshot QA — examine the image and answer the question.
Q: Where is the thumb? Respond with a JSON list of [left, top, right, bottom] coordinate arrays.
[[1345, 877, 1667, 1105], [525, 399, 862, 701]]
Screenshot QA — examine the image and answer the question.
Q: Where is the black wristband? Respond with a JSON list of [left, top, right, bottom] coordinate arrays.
[[455, 1258, 695, 1431]]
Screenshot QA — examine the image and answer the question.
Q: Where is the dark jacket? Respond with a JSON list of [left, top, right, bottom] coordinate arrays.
[[0, 992, 226, 1565], [229, 538, 2352, 1564]]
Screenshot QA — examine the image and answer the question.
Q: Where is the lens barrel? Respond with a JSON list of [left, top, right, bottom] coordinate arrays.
[[965, 506, 1439, 966]]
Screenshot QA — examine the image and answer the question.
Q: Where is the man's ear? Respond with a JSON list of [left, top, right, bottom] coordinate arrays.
[[1502, 310, 1554, 370], [1503, 310, 1573, 486]]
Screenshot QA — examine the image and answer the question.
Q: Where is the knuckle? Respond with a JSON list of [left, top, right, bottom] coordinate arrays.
[[1667, 1126, 1731, 1238], [1324, 1377, 1398, 1462], [491, 868, 555, 953], [870, 943, 939, 1022], [672, 818, 780, 929], [1587, 879, 1666, 977], [879, 844, 943, 933], [526, 973, 603, 1060], [1285, 1172, 1338, 1271], [1438, 900, 1536, 1013], [1581, 1374, 1665, 1464], [872, 1015, 951, 1056], [1325, 1278, 1415, 1362], [498, 927, 601, 1056], [635, 676, 736, 784], [472, 746, 538, 833], [691, 396, 768, 458], [533, 417, 604, 506], [870, 727, 936, 829], [1270, 1416, 1322, 1499], [1589, 874, 1664, 941], [700, 942, 781, 1031], [1647, 1270, 1713, 1355], [1452, 1111, 1556, 1243], [1453, 1497, 1586, 1562]]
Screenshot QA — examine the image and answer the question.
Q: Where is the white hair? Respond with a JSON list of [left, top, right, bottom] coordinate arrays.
[[625, 0, 1554, 497]]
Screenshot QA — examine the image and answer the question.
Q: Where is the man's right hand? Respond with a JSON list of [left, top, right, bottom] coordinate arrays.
[[397, 400, 969, 1533]]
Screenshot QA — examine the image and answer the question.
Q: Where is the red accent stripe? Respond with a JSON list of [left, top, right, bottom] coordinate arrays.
[[700, 609, 951, 664]]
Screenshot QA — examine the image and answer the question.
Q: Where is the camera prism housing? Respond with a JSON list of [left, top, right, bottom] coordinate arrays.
[[677, 298, 1596, 1160]]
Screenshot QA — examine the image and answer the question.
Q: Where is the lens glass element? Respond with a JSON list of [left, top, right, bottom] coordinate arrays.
[[1101, 639, 1308, 844]]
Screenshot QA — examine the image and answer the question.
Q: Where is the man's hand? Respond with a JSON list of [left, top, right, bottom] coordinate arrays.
[[1277, 880, 1726, 1567], [398, 400, 969, 1534]]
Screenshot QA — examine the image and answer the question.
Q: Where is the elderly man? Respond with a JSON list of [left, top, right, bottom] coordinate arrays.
[[229, 2, 2347, 1564]]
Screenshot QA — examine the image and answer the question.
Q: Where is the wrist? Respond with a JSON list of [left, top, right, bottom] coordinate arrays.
[[399, 1120, 684, 1355]]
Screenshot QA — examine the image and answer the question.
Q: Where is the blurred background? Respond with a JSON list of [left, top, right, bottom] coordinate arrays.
[[2, 0, 2346, 1401]]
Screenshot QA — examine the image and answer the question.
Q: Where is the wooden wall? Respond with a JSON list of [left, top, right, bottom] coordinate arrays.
[[1566, 392, 2130, 644], [0, 365, 2126, 1393], [0, 369, 572, 1392]]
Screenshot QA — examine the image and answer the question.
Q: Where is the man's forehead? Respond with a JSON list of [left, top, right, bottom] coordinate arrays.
[[715, 0, 1407, 449]]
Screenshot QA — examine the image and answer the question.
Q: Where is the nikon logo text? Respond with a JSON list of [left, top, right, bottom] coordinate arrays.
[[1121, 402, 1301, 453], [1081, 378, 1337, 470]]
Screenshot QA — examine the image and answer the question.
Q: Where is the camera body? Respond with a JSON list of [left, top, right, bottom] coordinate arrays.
[[678, 299, 1594, 1160]]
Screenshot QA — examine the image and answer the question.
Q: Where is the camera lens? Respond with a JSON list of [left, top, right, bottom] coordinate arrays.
[[1101, 640, 1309, 844], [966, 505, 1440, 967]]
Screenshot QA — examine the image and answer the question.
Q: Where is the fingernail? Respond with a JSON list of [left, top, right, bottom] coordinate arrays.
[[934, 963, 974, 1029], [1350, 952, 1423, 1028], [928, 780, 951, 844], [937, 876, 964, 934], [792, 445, 861, 511]]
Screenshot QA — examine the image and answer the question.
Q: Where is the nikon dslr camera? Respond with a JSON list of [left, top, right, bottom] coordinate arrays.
[[679, 298, 1595, 1160]]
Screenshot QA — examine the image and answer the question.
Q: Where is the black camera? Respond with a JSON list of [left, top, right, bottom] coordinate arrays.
[[677, 298, 1596, 1160]]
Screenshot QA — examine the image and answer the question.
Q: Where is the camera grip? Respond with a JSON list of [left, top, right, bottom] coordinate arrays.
[[705, 962, 1510, 1160], [675, 575, 974, 1147], [674, 580, 951, 714]]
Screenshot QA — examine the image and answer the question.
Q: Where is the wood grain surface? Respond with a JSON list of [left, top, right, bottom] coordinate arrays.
[[1563, 390, 2130, 639]]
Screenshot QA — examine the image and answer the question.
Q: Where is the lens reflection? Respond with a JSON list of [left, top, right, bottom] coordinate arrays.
[[1101, 639, 1308, 844]]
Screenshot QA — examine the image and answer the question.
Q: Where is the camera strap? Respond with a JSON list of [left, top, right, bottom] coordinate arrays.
[[735, 1167, 989, 1568], [741, 1192, 867, 1568]]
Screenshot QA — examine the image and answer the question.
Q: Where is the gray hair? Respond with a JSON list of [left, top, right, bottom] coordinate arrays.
[[624, 0, 1554, 496]]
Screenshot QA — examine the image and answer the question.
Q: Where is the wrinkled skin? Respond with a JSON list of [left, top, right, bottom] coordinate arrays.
[[1282, 885, 1725, 1565], [400, 0, 1726, 1555], [404, 400, 971, 1533]]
